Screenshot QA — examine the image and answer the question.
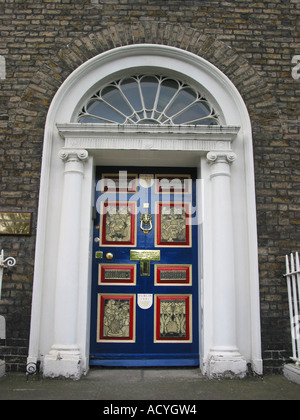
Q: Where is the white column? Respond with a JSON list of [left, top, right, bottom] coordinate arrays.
[[206, 151, 247, 379], [43, 149, 88, 379]]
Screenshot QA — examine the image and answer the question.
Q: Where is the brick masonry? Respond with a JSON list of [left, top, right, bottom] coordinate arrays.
[[0, 0, 299, 373]]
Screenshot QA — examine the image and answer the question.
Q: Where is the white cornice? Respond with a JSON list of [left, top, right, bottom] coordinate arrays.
[[57, 123, 240, 153]]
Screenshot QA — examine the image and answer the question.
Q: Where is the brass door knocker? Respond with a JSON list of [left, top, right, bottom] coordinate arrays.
[[140, 213, 152, 234]]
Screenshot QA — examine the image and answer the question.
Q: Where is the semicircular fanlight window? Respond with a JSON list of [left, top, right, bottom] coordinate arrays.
[[77, 75, 219, 126]]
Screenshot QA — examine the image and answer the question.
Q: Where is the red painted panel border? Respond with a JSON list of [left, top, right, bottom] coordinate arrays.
[[101, 174, 138, 193], [155, 202, 191, 247], [97, 294, 136, 343], [155, 174, 192, 194], [100, 201, 137, 247], [155, 265, 192, 286], [154, 295, 192, 343], [99, 264, 136, 285]]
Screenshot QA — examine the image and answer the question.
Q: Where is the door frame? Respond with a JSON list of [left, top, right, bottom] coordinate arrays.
[[27, 44, 262, 379]]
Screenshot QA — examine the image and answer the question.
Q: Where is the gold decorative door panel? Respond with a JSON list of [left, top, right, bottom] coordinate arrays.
[[100, 201, 137, 247]]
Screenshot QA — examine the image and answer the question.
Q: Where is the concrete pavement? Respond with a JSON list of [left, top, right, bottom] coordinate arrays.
[[0, 368, 299, 400]]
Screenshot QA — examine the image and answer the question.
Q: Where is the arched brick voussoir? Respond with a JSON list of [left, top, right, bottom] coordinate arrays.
[[16, 22, 282, 137]]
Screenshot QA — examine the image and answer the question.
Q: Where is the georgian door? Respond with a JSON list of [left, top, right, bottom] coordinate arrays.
[[90, 167, 199, 367]]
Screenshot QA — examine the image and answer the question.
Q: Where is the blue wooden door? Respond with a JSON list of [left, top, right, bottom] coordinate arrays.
[[90, 167, 199, 367]]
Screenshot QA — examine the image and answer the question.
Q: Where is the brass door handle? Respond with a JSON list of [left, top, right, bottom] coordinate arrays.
[[140, 213, 152, 234], [106, 253, 114, 260]]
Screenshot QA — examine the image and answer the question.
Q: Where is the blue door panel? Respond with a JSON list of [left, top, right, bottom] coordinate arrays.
[[90, 167, 199, 367]]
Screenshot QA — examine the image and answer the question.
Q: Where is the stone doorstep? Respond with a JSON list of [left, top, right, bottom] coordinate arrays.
[[0, 360, 5, 378], [283, 364, 300, 386]]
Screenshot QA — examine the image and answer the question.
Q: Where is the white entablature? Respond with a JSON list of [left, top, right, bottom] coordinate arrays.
[[57, 123, 240, 154]]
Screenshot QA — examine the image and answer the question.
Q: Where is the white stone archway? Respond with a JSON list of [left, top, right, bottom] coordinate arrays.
[[27, 44, 262, 379]]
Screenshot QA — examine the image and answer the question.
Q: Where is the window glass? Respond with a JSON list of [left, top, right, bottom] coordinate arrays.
[[156, 79, 179, 113], [77, 75, 218, 125], [140, 76, 159, 110], [120, 78, 143, 111], [101, 86, 132, 116]]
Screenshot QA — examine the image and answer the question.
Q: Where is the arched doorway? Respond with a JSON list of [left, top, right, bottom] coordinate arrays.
[[27, 44, 262, 379]]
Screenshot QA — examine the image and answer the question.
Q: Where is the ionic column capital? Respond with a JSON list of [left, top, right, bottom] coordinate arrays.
[[58, 149, 88, 176], [207, 151, 237, 179], [58, 149, 88, 163], [207, 151, 237, 165]]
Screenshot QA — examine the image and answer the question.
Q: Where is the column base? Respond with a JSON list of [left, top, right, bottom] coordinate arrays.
[[283, 363, 300, 386], [0, 360, 5, 378], [206, 348, 247, 379], [43, 345, 82, 380]]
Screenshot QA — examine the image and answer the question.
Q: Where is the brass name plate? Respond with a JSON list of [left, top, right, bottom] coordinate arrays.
[[130, 250, 160, 262], [0, 212, 32, 236]]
